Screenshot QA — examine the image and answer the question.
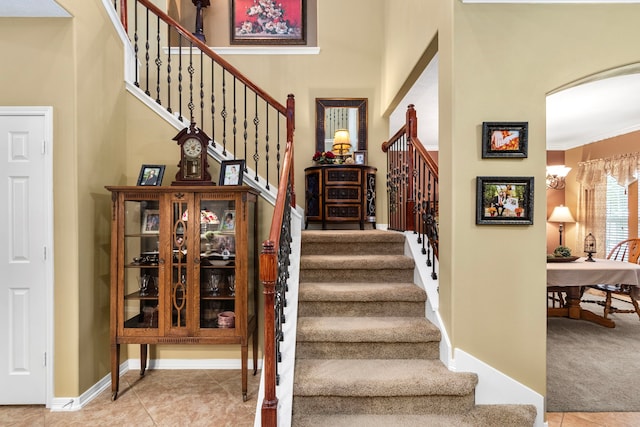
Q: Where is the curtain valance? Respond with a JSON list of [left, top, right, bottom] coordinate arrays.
[[576, 152, 640, 189]]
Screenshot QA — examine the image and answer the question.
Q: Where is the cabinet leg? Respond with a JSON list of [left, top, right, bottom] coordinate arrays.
[[111, 343, 120, 400], [241, 343, 248, 401], [140, 344, 148, 376]]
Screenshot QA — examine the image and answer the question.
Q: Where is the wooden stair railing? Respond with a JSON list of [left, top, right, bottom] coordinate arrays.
[[382, 104, 439, 278], [110, 2, 296, 425], [114, 0, 293, 193]]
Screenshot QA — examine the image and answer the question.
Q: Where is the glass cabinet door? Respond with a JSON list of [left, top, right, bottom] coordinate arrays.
[[122, 199, 160, 332], [169, 197, 190, 332], [198, 198, 237, 329]]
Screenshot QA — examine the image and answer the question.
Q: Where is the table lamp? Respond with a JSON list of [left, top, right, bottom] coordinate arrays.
[[332, 129, 351, 161], [548, 205, 575, 246]]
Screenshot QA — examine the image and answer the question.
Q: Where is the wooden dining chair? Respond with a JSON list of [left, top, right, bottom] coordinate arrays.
[[583, 238, 640, 320]]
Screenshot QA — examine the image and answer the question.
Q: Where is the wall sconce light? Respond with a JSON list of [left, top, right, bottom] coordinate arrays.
[[546, 165, 571, 190], [548, 205, 575, 246], [584, 232, 596, 262]]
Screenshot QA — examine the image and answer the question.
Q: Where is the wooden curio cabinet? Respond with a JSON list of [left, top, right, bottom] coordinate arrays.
[[106, 185, 259, 401]]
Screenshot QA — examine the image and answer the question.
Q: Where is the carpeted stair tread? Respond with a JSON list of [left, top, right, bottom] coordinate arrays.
[[294, 359, 478, 397], [301, 254, 414, 270], [297, 316, 440, 342], [292, 404, 537, 427], [299, 282, 427, 302], [301, 229, 405, 244]]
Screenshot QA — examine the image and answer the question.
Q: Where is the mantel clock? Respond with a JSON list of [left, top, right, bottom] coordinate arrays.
[[172, 122, 215, 186]]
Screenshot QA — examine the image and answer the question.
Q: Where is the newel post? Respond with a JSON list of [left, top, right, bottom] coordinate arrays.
[[260, 240, 278, 427], [406, 104, 418, 231]]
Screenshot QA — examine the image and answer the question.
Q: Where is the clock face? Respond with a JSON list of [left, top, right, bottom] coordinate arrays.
[[183, 137, 203, 158]]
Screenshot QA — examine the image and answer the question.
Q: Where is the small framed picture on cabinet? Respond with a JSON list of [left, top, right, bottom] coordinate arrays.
[[220, 210, 236, 232], [353, 151, 367, 165], [137, 164, 165, 186]]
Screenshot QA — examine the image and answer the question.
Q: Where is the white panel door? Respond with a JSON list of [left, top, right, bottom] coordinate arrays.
[[0, 110, 49, 404]]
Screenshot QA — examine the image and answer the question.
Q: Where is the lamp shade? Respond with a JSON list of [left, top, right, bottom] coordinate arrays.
[[548, 205, 575, 223], [332, 129, 351, 155]]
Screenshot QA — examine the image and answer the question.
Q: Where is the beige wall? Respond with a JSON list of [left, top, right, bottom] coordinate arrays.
[[4, 0, 640, 403]]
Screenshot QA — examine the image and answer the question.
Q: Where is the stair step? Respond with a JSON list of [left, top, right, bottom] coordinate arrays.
[[298, 282, 427, 317], [296, 317, 440, 359], [301, 230, 405, 256], [292, 405, 537, 427], [300, 255, 414, 283], [294, 359, 477, 415]]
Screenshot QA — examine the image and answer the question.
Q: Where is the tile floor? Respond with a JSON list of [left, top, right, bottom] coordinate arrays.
[[2, 369, 640, 426], [0, 369, 261, 426]]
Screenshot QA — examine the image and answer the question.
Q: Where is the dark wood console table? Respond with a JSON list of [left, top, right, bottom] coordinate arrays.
[[304, 164, 377, 230]]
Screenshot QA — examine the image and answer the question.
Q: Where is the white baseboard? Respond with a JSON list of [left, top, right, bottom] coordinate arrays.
[[452, 349, 545, 427], [50, 358, 260, 412]]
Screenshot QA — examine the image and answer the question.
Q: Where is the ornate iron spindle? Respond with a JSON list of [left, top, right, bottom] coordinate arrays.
[[210, 58, 215, 147], [154, 15, 162, 103], [177, 35, 183, 122], [243, 86, 248, 167], [144, 8, 150, 96], [133, 1, 140, 88], [221, 70, 227, 155], [232, 77, 237, 159], [253, 93, 260, 180], [276, 118, 281, 186], [166, 23, 172, 113], [265, 103, 270, 186], [199, 53, 204, 127], [187, 42, 195, 123]]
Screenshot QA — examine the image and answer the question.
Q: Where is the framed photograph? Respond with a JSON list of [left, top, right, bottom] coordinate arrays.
[[220, 210, 236, 232], [219, 160, 245, 186], [353, 150, 367, 165], [141, 210, 160, 234], [476, 176, 534, 225], [214, 234, 236, 255], [481, 122, 528, 158], [230, 0, 306, 45], [137, 164, 165, 186]]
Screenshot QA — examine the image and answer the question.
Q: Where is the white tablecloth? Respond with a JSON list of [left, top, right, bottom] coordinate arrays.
[[547, 257, 640, 287]]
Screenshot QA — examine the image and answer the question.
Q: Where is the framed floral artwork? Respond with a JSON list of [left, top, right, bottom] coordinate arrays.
[[230, 0, 306, 45], [481, 122, 528, 158], [476, 176, 534, 225]]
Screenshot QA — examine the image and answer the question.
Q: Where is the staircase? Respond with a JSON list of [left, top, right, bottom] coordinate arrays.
[[292, 229, 536, 426]]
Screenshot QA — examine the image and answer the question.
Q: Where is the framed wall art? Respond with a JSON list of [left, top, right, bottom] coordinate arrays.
[[476, 176, 534, 225], [481, 122, 528, 158], [137, 164, 165, 186], [230, 0, 306, 45], [219, 160, 245, 186]]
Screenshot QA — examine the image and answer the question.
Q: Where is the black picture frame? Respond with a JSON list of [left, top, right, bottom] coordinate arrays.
[[353, 150, 367, 165], [230, 0, 306, 45], [476, 176, 534, 225], [481, 122, 528, 158], [137, 164, 165, 186], [219, 160, 245, 186]]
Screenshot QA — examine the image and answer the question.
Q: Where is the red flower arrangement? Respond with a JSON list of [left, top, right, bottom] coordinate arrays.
[[312, 151, 335, 164]]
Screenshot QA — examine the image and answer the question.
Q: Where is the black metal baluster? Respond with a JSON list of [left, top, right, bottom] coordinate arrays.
[[154, 15, 162, 104], [199, 53, 204, 127], [133, 1, 140, 88], [187, 42, 195, 123], [232, 77, 237, 159], [243, 86, 248, 167], [265, 103, 270, 187], [144, 8, 150, 96], [166, 23, 172, 114], [177, 35, 183, 122], [253, 93, 260, 180], [221, 70, 227, 155], [210, 58, 215, 147]]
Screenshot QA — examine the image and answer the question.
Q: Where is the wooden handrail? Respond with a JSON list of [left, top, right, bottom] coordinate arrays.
[[127, 0, 287, 114]]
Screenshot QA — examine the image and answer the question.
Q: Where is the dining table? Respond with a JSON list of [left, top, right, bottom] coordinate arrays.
[[547, 256, 640, 328]]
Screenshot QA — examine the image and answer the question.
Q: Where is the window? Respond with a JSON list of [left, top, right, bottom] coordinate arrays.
[[605, 175, 628, 257]]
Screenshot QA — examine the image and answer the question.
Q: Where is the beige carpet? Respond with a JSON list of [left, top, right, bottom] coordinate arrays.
[[547, 295, 640, 412]]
